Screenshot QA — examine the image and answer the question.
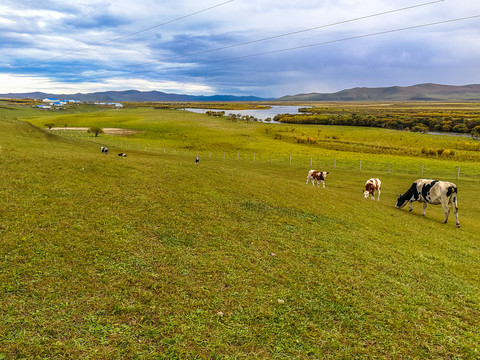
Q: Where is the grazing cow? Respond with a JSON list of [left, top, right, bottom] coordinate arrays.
[[363, 178, 381, 200], [118, 153, 127, 157], [100, 146, 109, 155], [195, 156, 199, 164], [306, 170, 329, 188], [395, 179, 459, 227]]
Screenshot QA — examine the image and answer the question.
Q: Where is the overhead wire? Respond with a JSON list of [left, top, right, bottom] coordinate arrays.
[[102, 14, 480, 78], [30, 0, 234, 65], [110, 0, 445, 71]]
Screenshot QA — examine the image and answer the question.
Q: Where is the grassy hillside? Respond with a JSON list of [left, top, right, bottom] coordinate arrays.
[[1, 108, 480, 358]]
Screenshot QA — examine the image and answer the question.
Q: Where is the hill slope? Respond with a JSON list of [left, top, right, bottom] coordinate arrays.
[[1, 111, 480, 358], [278, 83, 480, 101]]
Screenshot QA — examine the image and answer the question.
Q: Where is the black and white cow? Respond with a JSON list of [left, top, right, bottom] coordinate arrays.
[[306, 170, 329, 188], [395, 179, 459, 227], [118, 153, 127, 157], [100, 146, 109, 155]]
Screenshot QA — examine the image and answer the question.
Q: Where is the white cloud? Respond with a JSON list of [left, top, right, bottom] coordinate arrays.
[[1, 0, 480, 97], [0, 73, 215, 95]]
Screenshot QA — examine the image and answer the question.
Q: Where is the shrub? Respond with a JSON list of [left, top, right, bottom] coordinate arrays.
[[453, 124, 469, 133], [421, 148, 437, 156], [442, 149, 455, 157]]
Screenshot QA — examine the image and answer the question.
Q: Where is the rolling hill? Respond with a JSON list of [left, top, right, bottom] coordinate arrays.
[[0, 90, 270, 102], [2, 83, 480, 102], [277, 83, 480, 102]]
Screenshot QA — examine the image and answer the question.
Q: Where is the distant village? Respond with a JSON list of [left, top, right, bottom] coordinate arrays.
[[36, 97, 124, 110]]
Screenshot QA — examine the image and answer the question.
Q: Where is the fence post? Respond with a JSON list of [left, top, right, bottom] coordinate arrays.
[[289, 154, 292, 166], [310, 157, 312, 167], [388, 163, 391, 174], [420, 164, 424, 176], [334, 158, 336, 169], [253, 152, 255, 162], [237, 152, 239, 160], [209, 152, 211, 158], [359, 159, 362, 171], [456, 166, 460, 180]]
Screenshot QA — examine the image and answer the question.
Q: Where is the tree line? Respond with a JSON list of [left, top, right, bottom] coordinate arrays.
[[274, 110, 480, 138]]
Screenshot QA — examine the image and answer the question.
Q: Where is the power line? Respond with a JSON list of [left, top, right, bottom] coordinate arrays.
[[31, 0, 234, 65], [112, 0, 445, 71], [106, 14, 480, 78]]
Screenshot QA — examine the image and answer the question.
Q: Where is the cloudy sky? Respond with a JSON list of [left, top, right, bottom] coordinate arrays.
[[1, 0, 479, 97]]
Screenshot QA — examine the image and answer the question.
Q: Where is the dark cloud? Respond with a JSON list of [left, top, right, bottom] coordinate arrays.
[[1, 0, 480, 96]]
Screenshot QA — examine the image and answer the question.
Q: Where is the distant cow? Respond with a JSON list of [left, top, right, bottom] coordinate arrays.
[[363, 178, 381, 200], [118, 153, 127, 157], [306, 170, 329, 188], [195, 156, 199, 164], [395, 179, 459, 227], [100, 146, 109, 155]]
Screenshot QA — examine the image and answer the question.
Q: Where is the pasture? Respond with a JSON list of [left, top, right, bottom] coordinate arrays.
[[1, 104, 480, 359]]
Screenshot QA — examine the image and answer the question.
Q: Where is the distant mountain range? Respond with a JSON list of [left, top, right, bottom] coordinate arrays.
[[2, 83, 480, 102], [0, 90, 270, 102], [277, 83, 480, 102]]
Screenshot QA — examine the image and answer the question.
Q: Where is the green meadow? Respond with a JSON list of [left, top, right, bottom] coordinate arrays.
[[1, 104, 480, 359]]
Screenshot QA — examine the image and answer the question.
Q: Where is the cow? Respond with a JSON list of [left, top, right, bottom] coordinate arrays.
[[100, 146, 109, 155], [395, 179, 459, 227], [118, 153, 127, 157], [363, 178, 381, 200], [306, 170, 329, 188]]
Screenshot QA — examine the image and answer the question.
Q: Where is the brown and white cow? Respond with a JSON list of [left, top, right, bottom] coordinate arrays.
[[395, 179, 459, 227], [363, 178, 381, 201], [306, 170, 329, 188]]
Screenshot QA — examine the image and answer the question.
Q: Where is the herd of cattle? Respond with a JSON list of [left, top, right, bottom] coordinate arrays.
[[97, 147, 460, 228], [101, 146, 127, 157], [306, 169, 460, 228]]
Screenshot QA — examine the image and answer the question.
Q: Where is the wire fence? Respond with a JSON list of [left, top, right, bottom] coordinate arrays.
[[58, 130, 480, 181]]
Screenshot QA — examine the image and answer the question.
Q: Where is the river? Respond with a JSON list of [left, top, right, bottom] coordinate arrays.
[[182, 105, 307, 122]]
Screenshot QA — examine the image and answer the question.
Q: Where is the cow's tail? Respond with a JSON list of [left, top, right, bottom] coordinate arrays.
[[448, 186, 458, 208]]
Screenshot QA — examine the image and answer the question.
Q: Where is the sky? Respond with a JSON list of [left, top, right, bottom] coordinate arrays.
[[1, 0, 479, 98]]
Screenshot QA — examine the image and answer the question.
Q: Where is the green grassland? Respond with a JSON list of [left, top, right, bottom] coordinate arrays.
[[1, 104, 480, 359]]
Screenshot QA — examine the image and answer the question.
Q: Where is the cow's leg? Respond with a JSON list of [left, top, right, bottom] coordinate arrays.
[[409, 201, 413, 212], [377, 189, 381, 201], [322, 180, 325, 188], [448, 197, 460, 227], [422, 203, 428, 217], [441, 201, 450, 224], [451, 196, 460, 227]]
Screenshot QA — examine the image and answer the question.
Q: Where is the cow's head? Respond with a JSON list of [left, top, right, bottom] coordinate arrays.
[[395, 194, 408, 208], [363, 190, 370, 199]]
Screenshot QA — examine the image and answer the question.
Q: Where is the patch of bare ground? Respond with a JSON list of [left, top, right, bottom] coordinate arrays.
[[50, 127, 143, 136]]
